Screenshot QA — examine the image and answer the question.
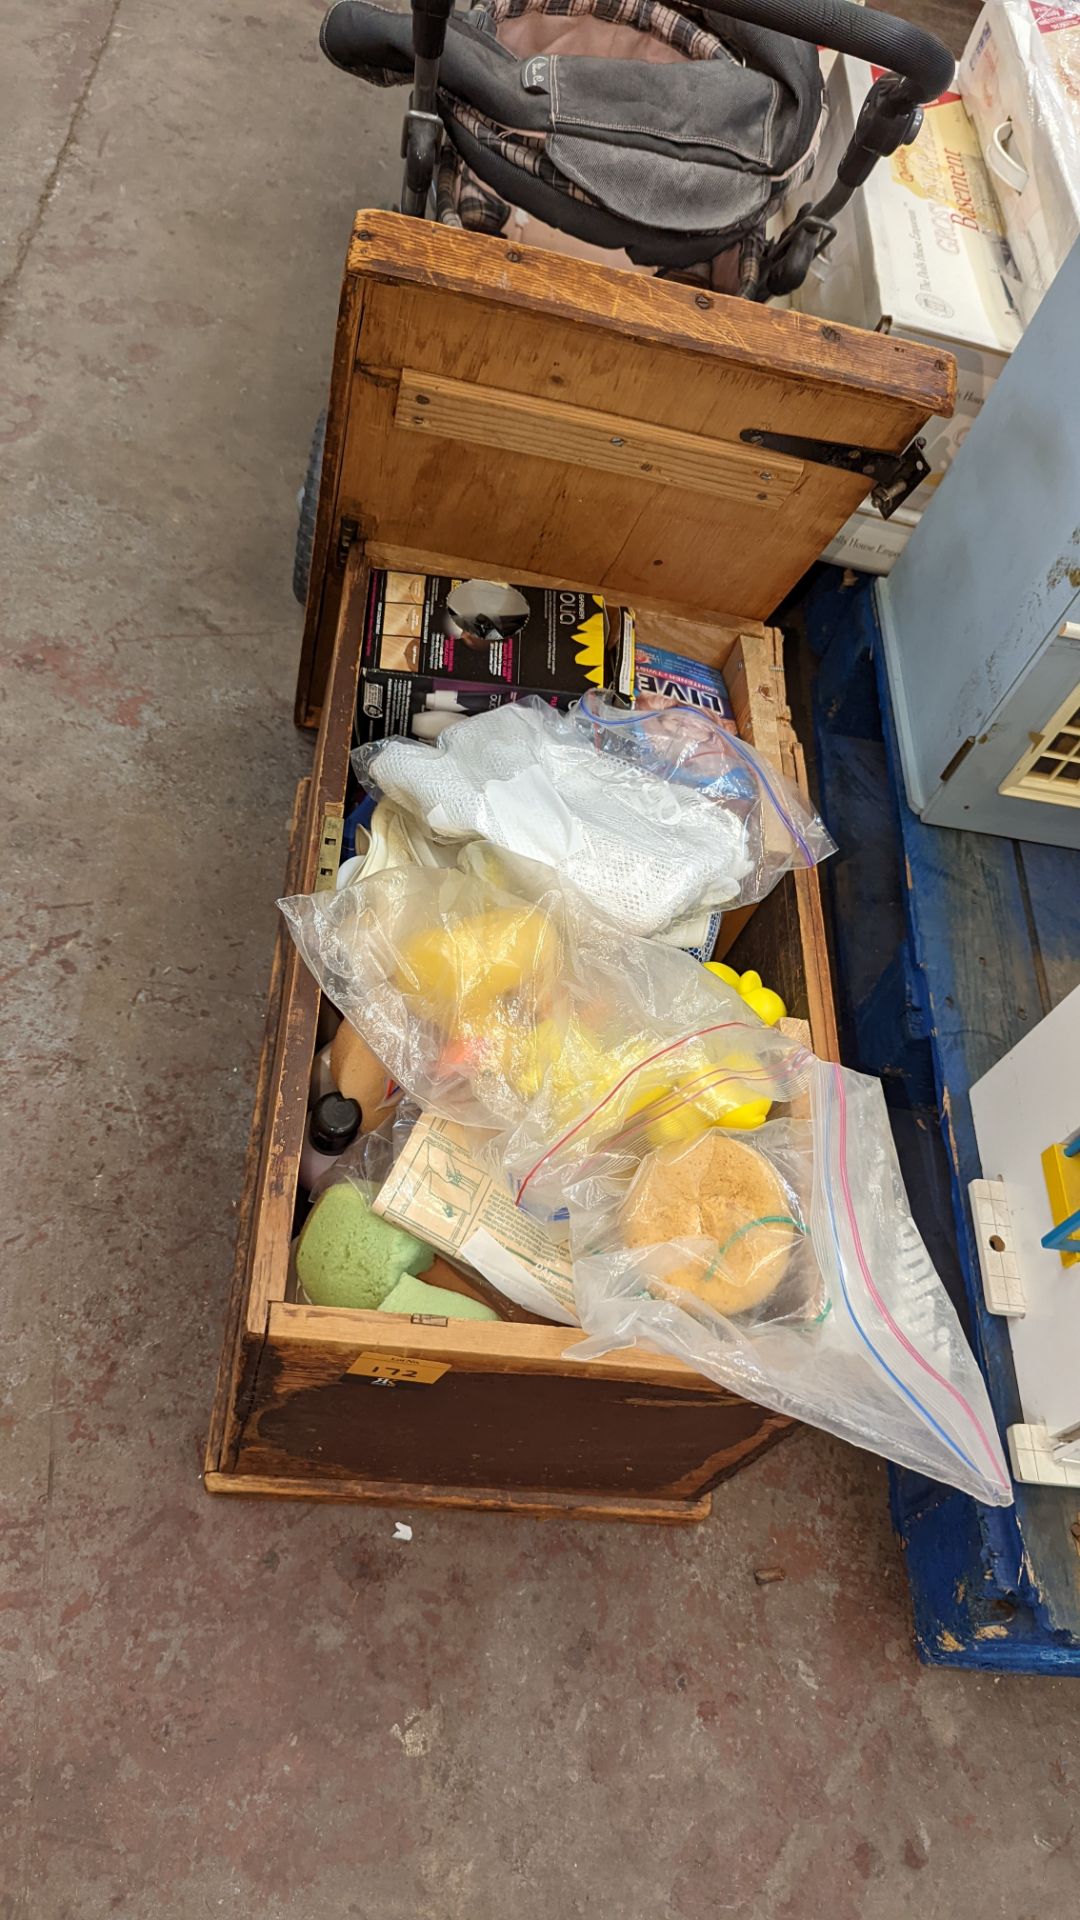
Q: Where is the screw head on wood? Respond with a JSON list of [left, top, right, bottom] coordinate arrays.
[[611, 436, 625, 447]]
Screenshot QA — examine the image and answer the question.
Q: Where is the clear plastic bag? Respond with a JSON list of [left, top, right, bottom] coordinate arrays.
[[353, 693, 833, 940], [309, 1097, 422, 1200], [279, 857, 1010, 1504], [279, 853, 807, 1197], [570, 1059, 1012, 1507]]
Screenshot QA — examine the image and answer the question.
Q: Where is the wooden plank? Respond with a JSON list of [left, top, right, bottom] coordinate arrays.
[[245, 549, 370, 1336], [724, 625, 784, 768], [350, 276, 936, 626], [231, 1319, 790, 1501], [364, 543, 750, 632], [786, 737, 841, 1065], [295, 265, 368, 729], [269, 1302, 748, 1388], [629, 609, 762, 675], [1015, 839, 1080, 1013], [711, 628, 838, 1060], [205, 1469, 714, 1525], [394, 369, 803, 509], [205, 776, 311, 1477], [348, 213, 955, 414]]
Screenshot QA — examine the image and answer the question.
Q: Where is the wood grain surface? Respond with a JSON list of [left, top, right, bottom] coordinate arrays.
[[297, 213, 953, 720], [394, 368, 805, 509], [230, 1318, 791, 1504], [204, 1469, 715, 1525]]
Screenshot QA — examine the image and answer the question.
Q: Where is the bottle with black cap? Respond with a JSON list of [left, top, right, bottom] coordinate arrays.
[[299, 1092, 362, 1193]]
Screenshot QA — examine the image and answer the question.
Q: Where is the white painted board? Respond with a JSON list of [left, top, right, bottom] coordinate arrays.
[[970, 983, 1080, 1439]]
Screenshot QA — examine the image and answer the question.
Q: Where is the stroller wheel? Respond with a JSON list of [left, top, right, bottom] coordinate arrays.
[[292, 408, 327, 607]]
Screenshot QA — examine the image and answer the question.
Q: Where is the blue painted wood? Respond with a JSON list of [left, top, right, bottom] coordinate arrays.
[[1020, 839, 1080, 1010], [807, 567, 1080, 1673]]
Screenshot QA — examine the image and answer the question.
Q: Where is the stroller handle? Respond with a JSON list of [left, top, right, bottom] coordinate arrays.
[[702, 0, 954, 106]]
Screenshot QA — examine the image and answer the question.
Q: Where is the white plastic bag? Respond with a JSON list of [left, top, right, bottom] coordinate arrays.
[[354, 693, 833, 939], [570, 1059, 1012, 1506]]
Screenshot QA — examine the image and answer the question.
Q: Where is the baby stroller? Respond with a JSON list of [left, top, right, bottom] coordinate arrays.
[[319, 0, 954, 299], [292, 0, 954, 598]]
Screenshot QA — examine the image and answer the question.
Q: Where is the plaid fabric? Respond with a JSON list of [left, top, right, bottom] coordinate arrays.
[[449, 102, 597, 205], [482, 0, 737, 66], [437, 142, 511, 232], [428, 0, 820, 281], [736, 223, 766, 297], [444, 0, 736, 233]]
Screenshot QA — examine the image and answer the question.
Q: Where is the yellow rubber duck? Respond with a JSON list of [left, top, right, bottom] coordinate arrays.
[[705, 961, 787, 1029]]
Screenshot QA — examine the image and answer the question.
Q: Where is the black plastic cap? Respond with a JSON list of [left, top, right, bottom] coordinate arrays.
[[310, 1093, 362, 1153]]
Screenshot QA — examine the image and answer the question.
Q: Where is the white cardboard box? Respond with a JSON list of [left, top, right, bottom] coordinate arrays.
[[822, 499, 920, 576], [794, 56, 1024, 569], [961, 0, 1080, 325]]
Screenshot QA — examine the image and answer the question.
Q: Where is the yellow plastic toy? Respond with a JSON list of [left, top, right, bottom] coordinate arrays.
[[705, 961, 787, 1029], [397, 905, 562, 1027], [399, 903, 788, 1150]]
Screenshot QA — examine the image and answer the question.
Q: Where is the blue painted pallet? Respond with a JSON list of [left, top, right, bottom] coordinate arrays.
[[805, 567, 1080, 1673]]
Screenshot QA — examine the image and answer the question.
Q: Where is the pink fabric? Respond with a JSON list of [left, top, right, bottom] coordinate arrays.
[[496, 14, 690, 62]]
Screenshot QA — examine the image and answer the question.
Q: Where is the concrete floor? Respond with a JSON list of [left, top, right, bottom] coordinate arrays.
[[3, 3, 1080, 1915]]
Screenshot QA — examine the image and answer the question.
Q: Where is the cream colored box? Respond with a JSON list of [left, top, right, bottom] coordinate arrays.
[[822, 500, 920, 575], [961, 0, 1080, 324]]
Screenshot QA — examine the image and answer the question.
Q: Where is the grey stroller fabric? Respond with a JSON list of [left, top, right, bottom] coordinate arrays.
[[321, 0, 823, 267]]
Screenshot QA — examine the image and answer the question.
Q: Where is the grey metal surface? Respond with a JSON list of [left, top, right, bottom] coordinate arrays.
[[878, 239, 1080, 844]]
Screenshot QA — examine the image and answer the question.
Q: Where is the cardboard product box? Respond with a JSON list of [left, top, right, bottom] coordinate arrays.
[[373, 1111, 578, 1325], [961, 0, 1080, 324], [793, 56, 1023, 567], [630, 630, 737, 730], [822, 499, 920, 576], [356, 569, 633, 742]]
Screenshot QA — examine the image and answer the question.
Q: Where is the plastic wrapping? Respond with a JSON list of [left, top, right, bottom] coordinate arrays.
[[353, 693, 833, 939], [280, 859, 1011, 1504], [309, 1097, 422, 1200], [279, 854, 806, 1199], [570, 1059, 1012, 1506]]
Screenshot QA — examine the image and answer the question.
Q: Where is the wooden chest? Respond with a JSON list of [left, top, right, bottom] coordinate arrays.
[[206, 213, 953, 1522]]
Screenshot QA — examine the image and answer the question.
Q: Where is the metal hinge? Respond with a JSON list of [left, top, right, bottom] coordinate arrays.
[[314, 804, 344, 891], [336, 516, 359, 567], [740, 429, 929, 518]]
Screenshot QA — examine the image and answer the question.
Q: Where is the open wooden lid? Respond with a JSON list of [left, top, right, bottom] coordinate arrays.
[[296, 211, 953, 723]]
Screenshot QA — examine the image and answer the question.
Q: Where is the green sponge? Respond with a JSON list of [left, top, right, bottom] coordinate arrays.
[[296, 1181, 431, 1310], [378, 1274, 499, 1321]]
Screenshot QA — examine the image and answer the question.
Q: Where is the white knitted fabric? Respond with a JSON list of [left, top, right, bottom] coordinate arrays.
[[365, 703, 751, 937]]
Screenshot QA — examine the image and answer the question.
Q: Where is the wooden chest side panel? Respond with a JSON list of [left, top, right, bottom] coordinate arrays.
[[231, 1334, 790, 1501], [245, 550, 370, 1334]]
